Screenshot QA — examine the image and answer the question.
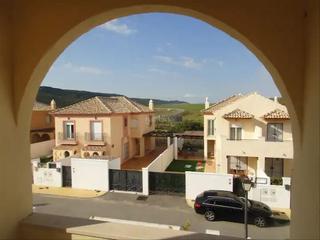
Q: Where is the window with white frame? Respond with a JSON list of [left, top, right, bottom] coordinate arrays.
[[228, 156, 248, 171], [90, 121, 102, 141], [230, 124, 242, 140], [207, 119, 214, 136], [267, 123, 283, 142], [63, 121, 75, 139]]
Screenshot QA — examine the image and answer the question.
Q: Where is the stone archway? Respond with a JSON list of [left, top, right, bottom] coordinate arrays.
[[1, 1, 318, 239]]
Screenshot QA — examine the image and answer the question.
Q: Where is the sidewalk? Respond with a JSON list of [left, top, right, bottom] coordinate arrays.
[[32, 185, 106, 198]]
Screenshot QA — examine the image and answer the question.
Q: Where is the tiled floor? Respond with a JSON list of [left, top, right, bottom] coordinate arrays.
[[121, 147, 166, 170]]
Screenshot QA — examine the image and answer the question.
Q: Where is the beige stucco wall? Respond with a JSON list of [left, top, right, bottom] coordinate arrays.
[[53, 113, 154, 162], [0, 0, 318, 239], [204, 93, 294, 175], [30, 110, 54, 131]]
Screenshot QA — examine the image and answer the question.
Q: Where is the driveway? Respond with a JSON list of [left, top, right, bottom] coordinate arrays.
[[33, 193, 289, 239]]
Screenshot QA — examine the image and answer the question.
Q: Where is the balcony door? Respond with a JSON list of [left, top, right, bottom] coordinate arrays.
[[265, 158, 284, 178], [64, 121, 75, 139], [230, 124, 242, 140], [91, 121, 102, 141], [228, 156, 248, 175]]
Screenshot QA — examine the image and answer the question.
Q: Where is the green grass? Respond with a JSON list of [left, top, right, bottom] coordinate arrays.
[[166, 160, 205, 172], [155, 103, 204, 122]]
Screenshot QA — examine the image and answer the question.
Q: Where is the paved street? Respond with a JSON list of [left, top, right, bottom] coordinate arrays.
[[33, 193, 289, 239]]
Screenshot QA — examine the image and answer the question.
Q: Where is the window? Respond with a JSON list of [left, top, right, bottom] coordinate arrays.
[[90, 121, 102, 141], [149, 115, 153, 127], [124, 117, 128, 127], [214, 199, 224, 206], [207, 119, 214, 136], [63, 121, 75, 139], [223, 199, 242, 208], [228, 156, 248, 171], [265, 158, 284, 178], [204, 199, 215, 205], [230, 125, 242, 140], [267, 123, 283, 141]]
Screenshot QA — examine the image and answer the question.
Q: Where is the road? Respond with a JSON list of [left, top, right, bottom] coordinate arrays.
[[33, 193, 289, 239]]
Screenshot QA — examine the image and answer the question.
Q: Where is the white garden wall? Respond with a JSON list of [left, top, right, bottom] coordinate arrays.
[[32, 160, 62, 187], [186, 172, 233, 200], [71, 158, 109, 191], [30, 139, 55, 159], [147, 144, 174, 172], [249, 178, 291, 209], [108, 157, 121, 170]]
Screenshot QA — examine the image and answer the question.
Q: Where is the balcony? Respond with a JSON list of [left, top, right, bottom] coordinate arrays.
[[221, 136, 293, 159], [84, 132, 106, 146], [57, 132, 77, 145]]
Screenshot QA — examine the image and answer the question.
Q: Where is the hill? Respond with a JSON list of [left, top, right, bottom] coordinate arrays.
[[36, 86, 187, 107], [155, 103, 204, 122]]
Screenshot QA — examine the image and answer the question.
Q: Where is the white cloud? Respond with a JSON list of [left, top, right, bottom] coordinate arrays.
[[183, 93, 197, 98], [148, 67, 167, 74], [63, 62, 110, 76], [154, 55, 203, 69], [100, 19, 137, 35]]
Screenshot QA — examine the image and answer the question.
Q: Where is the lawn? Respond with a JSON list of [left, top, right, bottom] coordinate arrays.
[[165, 159, 205, 172], [155, 103, 204, 122]]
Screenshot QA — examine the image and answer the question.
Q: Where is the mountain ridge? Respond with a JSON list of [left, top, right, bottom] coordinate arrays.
[[36, 86, 188, 108]]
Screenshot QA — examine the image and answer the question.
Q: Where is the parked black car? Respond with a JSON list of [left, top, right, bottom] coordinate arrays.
[[194, 190, 273, 227]]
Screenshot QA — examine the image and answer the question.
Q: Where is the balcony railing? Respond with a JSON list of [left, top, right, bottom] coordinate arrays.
[[57, 132, 77, 145], [84, 132, 106, 145]]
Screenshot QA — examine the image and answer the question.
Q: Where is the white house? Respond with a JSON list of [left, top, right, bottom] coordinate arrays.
[[203, 92, 293, 182]]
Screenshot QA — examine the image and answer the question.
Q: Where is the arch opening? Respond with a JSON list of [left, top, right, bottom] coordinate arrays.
[[23, 6, 297, 240]]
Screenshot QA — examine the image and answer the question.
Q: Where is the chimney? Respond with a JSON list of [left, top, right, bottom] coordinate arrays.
[[149, 99, 154, 111], [274, 96, 278, 103], [50, 99, 56, 110], [205, 97, 210, 109]]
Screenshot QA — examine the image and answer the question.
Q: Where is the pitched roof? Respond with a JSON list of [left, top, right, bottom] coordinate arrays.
[[223, 109, 254, 119], [51, 96, 152, 115], [33, 101, 52, 111], [203, 94, 245, 114], [263, 108, 290, 119]]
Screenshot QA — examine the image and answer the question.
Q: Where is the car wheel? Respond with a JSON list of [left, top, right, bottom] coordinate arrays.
[[204, 211, 216, 221], [254, 216, 266, 227]]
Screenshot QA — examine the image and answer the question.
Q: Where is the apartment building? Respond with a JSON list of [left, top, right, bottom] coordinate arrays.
[[51, 96, 155, 163], [203, 92, 293, 182], [30, 100, 56, 143]]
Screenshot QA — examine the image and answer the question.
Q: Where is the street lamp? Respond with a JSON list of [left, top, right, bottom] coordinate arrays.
[[242, 179, 252, 240]]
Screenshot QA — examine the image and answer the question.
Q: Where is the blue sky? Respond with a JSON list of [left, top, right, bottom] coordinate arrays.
[[43, 13, 280, 103]]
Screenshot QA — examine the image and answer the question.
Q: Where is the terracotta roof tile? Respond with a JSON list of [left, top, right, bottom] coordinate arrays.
[[51, 96, 152, 115], [203, 94, 245, 114], [224, 109, 254, 119], [33, 101, 52, 111], [263, 108, 290, 119]]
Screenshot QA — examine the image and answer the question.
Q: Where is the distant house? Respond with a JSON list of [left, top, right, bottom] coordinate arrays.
[[30, 100, 56, 143], [203, 92, 293, 182], [51, 96, 155, 163]]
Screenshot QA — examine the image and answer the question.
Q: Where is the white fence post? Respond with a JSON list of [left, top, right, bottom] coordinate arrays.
[[174, 137, 178, 159], [142, 167, 149, 196], [167, 137, 171, 148]]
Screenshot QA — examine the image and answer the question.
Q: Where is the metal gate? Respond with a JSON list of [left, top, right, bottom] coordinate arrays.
[[149, 172, 185, 194], [109, 169, 142, 192], [62, 166, 72, 187]]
